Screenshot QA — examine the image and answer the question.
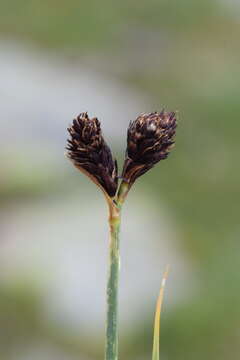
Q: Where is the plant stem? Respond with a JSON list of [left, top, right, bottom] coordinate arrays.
[[105, 202, 121, 360], [105, 181, 130, 360]]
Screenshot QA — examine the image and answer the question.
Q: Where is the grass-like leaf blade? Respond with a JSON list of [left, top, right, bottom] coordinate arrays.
[[152, 266, 169, 360]]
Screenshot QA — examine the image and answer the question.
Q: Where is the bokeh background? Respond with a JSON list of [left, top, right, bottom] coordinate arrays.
[[0, 1, 240, 359]]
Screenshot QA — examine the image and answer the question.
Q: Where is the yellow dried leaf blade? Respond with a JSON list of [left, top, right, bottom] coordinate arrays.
[[152, 266, 169, 360]]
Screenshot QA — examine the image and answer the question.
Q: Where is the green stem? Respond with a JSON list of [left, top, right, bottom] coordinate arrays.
[[105, 203, 121, 360], [105, 181, 130, 360]]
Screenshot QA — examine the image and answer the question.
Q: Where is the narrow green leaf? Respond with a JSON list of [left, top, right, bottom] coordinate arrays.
[[152, 266, 169, 360]]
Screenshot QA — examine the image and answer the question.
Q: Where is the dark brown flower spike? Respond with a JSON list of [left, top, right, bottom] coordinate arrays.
[[66, 112, 118, 198], [122, 111, 177, 188]]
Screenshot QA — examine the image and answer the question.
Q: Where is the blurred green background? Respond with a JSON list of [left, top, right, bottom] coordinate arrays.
[[0, 0, 240, 359]]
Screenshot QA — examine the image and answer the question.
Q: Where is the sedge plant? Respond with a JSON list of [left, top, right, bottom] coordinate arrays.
[[66, 111, 177, 360]]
